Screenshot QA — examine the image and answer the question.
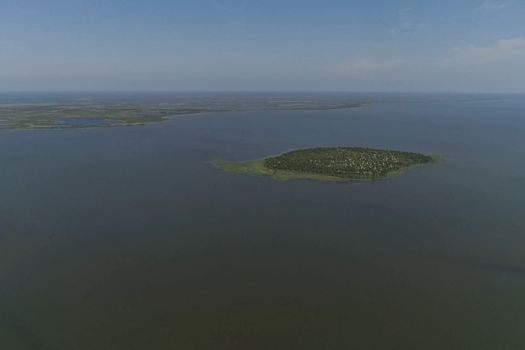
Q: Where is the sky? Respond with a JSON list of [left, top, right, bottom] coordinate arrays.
[[0, 0, 524, 92]]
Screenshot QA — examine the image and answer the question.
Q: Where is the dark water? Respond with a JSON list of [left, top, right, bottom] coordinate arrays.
[[1, 93, 525, 349]]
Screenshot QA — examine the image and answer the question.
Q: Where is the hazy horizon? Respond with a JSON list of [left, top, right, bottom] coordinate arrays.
[[2, 90, 525, 95], [1, 0, 524, 93]]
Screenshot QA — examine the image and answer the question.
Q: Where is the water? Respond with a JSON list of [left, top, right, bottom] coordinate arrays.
[[1, 93, 524, 349]]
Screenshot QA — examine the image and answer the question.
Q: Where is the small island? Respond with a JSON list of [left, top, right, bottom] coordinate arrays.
[[216, 147, 435, 182]]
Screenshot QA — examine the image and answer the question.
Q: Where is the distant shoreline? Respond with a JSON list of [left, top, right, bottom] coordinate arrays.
[[0, 99, 365, 131]]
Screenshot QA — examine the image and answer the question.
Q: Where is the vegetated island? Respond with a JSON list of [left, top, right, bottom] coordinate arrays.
[[216, 147, 436, 182]]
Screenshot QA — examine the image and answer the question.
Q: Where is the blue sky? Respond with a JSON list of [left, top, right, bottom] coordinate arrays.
[[1, 0, 524, 92]]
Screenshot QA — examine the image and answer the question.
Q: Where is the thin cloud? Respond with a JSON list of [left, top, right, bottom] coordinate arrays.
[[439, 37, 525, 66], [477, 0, 508, 12], [390, 8, 424, 35], [334, 58, 406, 73]]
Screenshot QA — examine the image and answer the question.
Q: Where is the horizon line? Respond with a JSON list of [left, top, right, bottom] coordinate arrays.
[[1, 90, 525, 95]]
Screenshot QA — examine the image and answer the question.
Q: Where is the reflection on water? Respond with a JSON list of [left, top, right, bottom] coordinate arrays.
[[0, 93, 524, 349]]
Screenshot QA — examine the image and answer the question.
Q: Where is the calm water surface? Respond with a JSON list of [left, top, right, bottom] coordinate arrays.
[[1, 93, 524, 349]]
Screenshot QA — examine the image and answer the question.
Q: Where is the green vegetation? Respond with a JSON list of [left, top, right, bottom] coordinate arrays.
[[217, 147, 435, 182], [0, 98, 364, 130], [0, 105, 207, 130], [216, 159, 347, 182]]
